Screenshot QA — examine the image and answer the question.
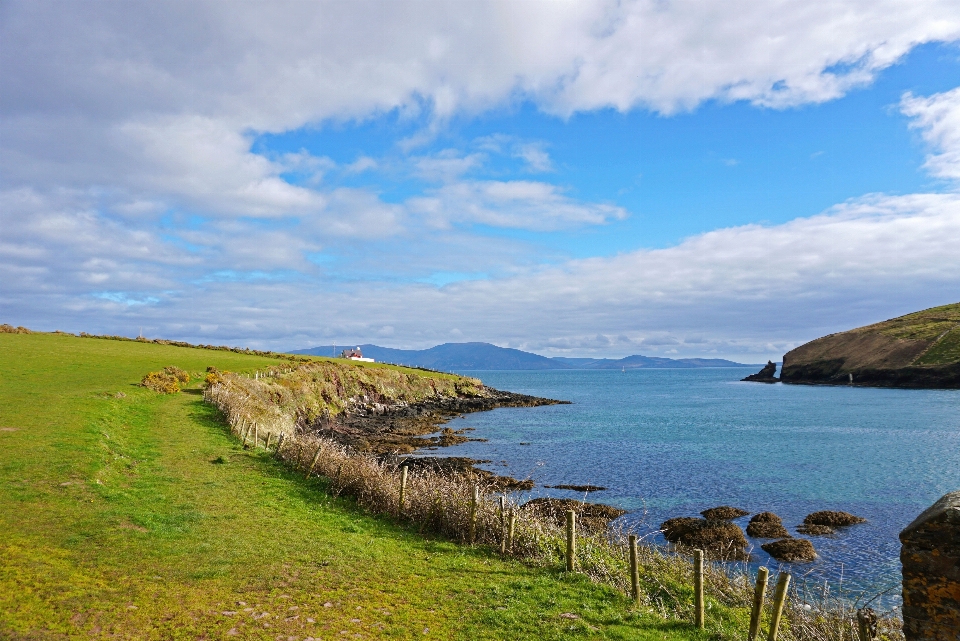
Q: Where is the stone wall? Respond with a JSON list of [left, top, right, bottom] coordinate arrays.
[[900, 490, 960, 640]]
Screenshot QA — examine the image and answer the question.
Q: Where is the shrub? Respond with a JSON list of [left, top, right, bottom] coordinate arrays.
[[1, 324, 32, 334], [162, 366, 190, 384], [140, 370, 181, 394]]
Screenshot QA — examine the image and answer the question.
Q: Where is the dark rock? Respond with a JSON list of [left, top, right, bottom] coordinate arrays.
[[701, 506, 750, 520], [750, 511, 783, 524], [742, 361, 778, 382], [899, 490, 960, 641], [803, 511, 866, 527], [761, 538, 817, 562], [523, 498, 626, 532], [747, 521, 791, 539], [544, 484, 607, 492], [796, 523, 835, 536], [660, 517, 749, 560]]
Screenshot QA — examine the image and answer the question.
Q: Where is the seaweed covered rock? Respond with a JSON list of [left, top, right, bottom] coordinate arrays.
[[803, 511, 866, 527], [762, 538, 817, 562], [660, 517, 749, 559], [796, 523, 835, 536], [701, 506, 750, 520], [746, 512, 790, 538], [751, 511, 782, 524], [523, 498, 626, 531]]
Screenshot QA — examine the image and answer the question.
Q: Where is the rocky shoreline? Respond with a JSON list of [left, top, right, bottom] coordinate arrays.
[[307, 387, 569, 490]]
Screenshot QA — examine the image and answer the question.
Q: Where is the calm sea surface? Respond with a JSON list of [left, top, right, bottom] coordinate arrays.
[[430, 368, 960, 602]]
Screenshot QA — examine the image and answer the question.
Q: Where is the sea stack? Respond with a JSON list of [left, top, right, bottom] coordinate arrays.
[[742, 361, 778, 383]]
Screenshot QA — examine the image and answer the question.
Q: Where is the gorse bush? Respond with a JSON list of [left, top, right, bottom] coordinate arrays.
[[140, 367, 186, 393], [203, 362, 904, 641], [162, 365, 190, 384]]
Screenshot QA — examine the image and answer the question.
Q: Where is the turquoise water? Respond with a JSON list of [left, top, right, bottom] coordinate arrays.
[[436, 368, 960, 601]]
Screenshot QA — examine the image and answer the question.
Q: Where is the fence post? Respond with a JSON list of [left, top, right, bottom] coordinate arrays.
[[767, 572, 790, 641], [264, 432, 272, 450], [398, 466, 408, 517], [499, 496, 507, 554], [856, 608, 876, 641], [469, 485, 479, 544], [274, 433, 285, 457], [253, 424, 258, 448], [566, 510, 576, 572], [305, 443, 323, 479], [629, 534, 640, 606], [748, 566, 769, 641], [507, 509, 516, 553], [694, 549, 704, 629]]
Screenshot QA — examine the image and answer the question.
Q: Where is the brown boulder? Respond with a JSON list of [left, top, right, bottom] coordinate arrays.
[[750, 511, 783, 524], [700, 506, 750, 520], [803, 511, 866, 527], [796, 523, 835, 536], [761, 538, 817, 562], [660, 517, 749, 560], [747, 520, 791, 539], [523, 497, 626, 531]]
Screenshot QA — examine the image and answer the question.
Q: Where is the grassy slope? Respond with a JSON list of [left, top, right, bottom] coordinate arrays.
[[0, 333, 713, 640], [784, 302, 960, 373]]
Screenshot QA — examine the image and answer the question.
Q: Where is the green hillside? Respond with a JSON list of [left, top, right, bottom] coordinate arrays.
[[780, 302, 960, 387], [0, 331, 712, 640]]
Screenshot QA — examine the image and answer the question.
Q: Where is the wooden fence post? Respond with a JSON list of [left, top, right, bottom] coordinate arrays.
[[398, 466, 408, 517], [305, 444, 323, 479], [253, 424, 258, 448], [499, 496, 507, 554], [469, 485, 479, 544], [507, 509, 516, 553], [767, 572, 790, 641], [693, 549, 704, 629], [748, 566, 769, 641], [629, 534, 640, 606], [274, 433, 285, 457], [566, 510, 576, 572], [264, 432, 273, 450]]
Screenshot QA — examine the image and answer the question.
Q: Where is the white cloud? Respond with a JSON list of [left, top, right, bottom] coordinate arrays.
[[902, 86, 960, 181], [409, 180, 627, 230], [4, 1, 960, 357]]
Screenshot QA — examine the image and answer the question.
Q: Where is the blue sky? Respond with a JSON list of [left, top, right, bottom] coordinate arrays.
[[3, 2, 960, 359]]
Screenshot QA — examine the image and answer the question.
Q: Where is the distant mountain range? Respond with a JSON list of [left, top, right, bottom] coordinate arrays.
[[290, 342, 756, 371]]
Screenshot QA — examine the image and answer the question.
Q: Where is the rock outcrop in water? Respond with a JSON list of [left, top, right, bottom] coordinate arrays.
[[780, 302, 960, 388], [803, 511, 866, 527], [660, 517, 749, 560], [524, 498, 626, 531], [701, 506, 750, 520], [761, 538, 817, 562], [742, 361, 778, 383], [746, 512, 790, 539]]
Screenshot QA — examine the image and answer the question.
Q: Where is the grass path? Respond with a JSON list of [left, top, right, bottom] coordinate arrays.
[[0, 334, 711, 639]]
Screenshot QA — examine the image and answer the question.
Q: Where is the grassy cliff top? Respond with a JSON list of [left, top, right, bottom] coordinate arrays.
[[852, 302, 960, 366], [783, 302, 960, 376]]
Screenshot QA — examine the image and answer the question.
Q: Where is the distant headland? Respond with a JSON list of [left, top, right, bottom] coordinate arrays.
[[291, 341, 757, 371], [742, 302, 960, 388]]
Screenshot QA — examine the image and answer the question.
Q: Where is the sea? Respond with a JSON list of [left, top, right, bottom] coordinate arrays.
[[428, 367, 960, 607]]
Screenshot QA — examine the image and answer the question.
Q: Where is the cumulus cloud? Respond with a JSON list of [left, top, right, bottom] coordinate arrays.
[[902, 86, 960, 181]]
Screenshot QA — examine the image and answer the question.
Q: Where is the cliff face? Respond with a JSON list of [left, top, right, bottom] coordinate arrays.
[[780, 302, 960, 388]]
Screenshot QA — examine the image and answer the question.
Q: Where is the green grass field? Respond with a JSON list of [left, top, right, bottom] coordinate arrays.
[[0, 333, 719, 640]]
